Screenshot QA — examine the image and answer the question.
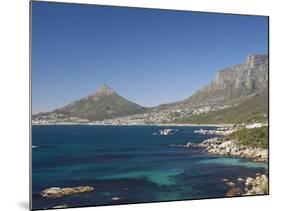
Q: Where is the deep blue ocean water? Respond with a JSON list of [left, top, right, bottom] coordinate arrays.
[[32, 125, 268, 209]]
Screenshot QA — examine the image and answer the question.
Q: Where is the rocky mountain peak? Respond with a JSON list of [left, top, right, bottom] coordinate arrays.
[[246, 54, 268, 68], [181, 54, 268, 107], [211, 54, 268, 88], [96, 84, 115, 95]]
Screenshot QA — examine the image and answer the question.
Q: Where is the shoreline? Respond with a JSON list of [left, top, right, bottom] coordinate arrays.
[[184, 137, 268, 162], [224, 173, 268, 197]]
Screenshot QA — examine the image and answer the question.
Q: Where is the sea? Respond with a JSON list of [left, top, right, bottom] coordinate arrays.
[[31, 125, 268, 209]]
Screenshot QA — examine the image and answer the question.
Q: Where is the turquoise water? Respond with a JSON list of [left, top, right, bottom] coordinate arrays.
[[102, 168, 184, 186], [32, 125, 268, 209], [197, 157, 268, 169]]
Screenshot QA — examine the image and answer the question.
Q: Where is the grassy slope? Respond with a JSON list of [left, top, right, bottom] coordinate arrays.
[[174, 92, 268, 124], [54, 93, 146, 121], [34, 93, 146, 121], [225, 126, 269, 149]]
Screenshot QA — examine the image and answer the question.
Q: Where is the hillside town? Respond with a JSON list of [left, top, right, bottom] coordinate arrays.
[[32, 104, 231, 125]]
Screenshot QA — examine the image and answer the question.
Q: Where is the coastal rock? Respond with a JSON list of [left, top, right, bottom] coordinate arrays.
[[237, 178, 245, 182], [194, 128, 209, 134], [112, 197, 121, 201], [245, 177, 254, 186], [226, 182, 236, 187], [41, 186, 94, 198], [194, 128, 236, 136], [219, 140, 234, 148], [225, 174, 268, 196], [159, 129, 175, 135], [186, 142, 198, 148], [169, 143, 190, 148], [226, 187, 243, 197], [244, 174, 268, 195], [192, 138, 268, 162], [184, 137, 223, 149]]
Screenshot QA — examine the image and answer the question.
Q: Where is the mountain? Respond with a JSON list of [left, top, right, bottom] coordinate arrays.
[[179, 54, 268, 108], [33, 54, 268, 125], [170, 54, 269, 123], [34, 84, 146, 121]]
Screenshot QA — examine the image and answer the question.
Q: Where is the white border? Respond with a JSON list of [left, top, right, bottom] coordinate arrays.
[[1, 0, 280, 211]]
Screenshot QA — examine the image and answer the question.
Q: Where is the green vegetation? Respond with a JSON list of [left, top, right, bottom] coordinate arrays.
[[174, 92, 268, 124], [225, 126, 269, 149], [263, 179, 269, 194]]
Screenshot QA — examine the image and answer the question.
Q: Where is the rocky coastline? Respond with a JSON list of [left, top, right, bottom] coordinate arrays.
[[223, 174, 268, 197], [185, 137, 268, 162], [183, 127, 269, 197]]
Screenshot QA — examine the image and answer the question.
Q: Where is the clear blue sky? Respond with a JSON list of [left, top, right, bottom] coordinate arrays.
[[32, 1, 268, 113]]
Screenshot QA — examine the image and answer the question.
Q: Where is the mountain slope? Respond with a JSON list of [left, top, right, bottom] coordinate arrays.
[[153, 54, 269, 124], [33, 54, 268, 125], [174, 90, 268, 124], [174, 55, 269, 124], [175, 54, 268, 108]]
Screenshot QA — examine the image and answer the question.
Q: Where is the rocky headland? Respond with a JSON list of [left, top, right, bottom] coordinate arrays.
[[183, 125, 269, 197], [185, 137, 268, 162]]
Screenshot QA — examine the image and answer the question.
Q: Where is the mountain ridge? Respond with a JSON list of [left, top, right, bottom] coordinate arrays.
[[32, 54, 268, 124], [161, 54, 268, 110]]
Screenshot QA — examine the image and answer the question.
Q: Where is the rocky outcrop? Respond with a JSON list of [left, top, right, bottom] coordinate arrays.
[[223, 174, 268, 197], [186, 138, 268, 162], [159, 128, 177, 135], [194, 127, 236, 136], [41, 186, 94, 198], [226, 187, 243, 197], [112, 197, 121, 201], [192, 137, 224, 148], [96, 84, 115, 95], [244, 174, 268, 195]]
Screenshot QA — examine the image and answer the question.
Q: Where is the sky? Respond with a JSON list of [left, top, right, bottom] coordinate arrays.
[[31, 1, 268, 113]]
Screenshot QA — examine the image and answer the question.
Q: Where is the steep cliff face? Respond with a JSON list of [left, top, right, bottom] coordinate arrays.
[[212, 55, 268, 93], [183, 54, 268, 107]]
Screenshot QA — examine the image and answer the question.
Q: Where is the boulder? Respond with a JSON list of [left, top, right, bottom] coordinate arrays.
[[242, 174, 268, 195], [237, 178, 245, 182], [226, 181, 236, 187], [41, 186, 94, 198], [245, 177, 254, 186], [222, 178, 229, 182], [159, 129, 174, 135], [226, 187, 243, 197]]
